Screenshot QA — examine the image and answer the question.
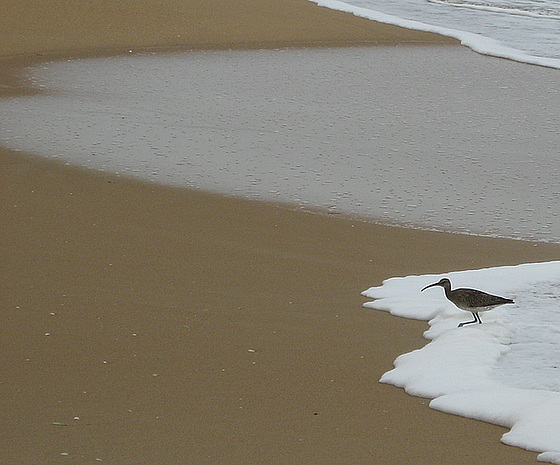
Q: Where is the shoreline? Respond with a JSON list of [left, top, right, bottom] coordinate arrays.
[[0, 42, 454, 100], [1, 1, 557, 463], [10, 145, 560, 249], [6, 44, 559, 244], [0, 0, 457, 58]]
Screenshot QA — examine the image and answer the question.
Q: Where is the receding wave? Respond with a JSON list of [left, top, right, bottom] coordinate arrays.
[[2, 47, 560, 242]]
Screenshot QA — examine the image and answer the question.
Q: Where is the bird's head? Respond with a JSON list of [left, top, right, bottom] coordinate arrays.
[[421, 278, 452, 292]]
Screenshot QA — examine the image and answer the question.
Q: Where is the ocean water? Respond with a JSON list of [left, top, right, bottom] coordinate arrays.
[[313, 0, 560, 68], [362, 261, 560, 463]]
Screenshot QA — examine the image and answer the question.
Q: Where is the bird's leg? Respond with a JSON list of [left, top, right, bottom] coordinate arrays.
[[458, 312, 479, 327], [475, 312, 482, 324]]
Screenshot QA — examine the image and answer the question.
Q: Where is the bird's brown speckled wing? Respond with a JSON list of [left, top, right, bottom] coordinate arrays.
[[452, 288, 513, 309]]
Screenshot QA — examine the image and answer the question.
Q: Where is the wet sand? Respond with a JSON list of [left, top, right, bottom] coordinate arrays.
[[1, 1, 557, 463]]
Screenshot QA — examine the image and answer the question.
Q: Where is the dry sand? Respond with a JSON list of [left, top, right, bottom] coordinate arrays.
[[1, 1, 558, 464]]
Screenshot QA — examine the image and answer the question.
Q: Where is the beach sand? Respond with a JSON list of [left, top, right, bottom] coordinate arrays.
[[1, 1, 557, 464]]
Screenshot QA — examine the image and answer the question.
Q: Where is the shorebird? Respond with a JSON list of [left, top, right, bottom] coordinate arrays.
[[421, 278, 514, 327]]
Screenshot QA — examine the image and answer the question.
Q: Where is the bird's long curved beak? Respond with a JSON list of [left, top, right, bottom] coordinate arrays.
[[421, 282, 438, 292]]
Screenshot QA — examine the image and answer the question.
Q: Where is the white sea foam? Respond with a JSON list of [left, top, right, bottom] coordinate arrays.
[[312, 0, 560, 68], [362, 261, 560, 463], [1, 47, 560, 242]]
